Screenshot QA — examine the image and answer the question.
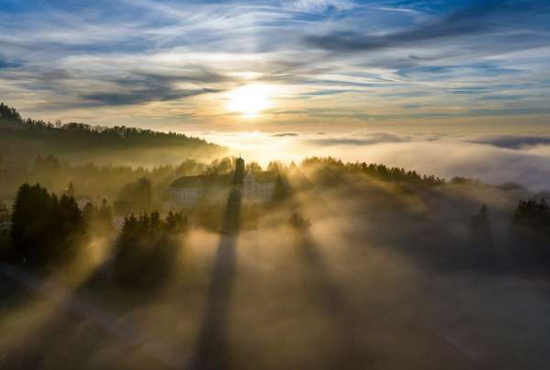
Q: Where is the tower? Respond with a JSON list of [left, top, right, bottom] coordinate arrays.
[[232, 157, 245, 185]]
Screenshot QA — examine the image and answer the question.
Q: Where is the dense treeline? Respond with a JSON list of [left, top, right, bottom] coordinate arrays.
[[0, 200, 8, 223], [0, 103, 226, 192], [27, 155, 209, 202], [2, 134, 449, 203], [509, 199, 550, 265], [115, 177, 153, 214], [0, 200, 10, 253], [0, 102, 218, 148], [301, 156, 445, 186], [82, 199, 114, 235], [3, 177, 550, 280], [3, 182, 191, 284], [1, 154, 270, 201], [0, 103, 22, 123], [8, 184, 86, 266], [463, 199, 550, 271], [467, 204, 495, 267], [113, 211, 187, 287]]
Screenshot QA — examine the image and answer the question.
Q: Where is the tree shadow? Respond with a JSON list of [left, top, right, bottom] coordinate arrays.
[[293, 226, 364, 370], [188, 188, 242, 370], [0, 260, 188, 370]]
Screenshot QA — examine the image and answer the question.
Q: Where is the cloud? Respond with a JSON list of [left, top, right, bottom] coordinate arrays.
[[468, 135, 550, 150], [271, 132, 299, 137], [0, 0, 549, 128], [0, 58, 21, 69], [307, 132, 408, 146], [282, 0, 355, 13], [79, 70, 227, 106], [354, 141, 550, 191], [81, 88, 218, 107], [303, 0, 550, 54]]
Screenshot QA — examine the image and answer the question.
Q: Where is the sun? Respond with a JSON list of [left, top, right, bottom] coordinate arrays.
[[227, 83, 272, 117]]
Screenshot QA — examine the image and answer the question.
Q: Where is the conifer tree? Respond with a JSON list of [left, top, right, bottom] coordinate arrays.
[[10, 183, 86, 265], [470, 204, 494, 255], [272, 175, 288, 202]]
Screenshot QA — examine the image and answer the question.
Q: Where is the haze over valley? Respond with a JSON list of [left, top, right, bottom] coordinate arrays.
[[1, 1, 550, 369]]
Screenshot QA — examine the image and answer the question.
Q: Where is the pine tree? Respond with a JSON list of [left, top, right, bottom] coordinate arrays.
[[98, 199, 113, 226], [67, 182, 76, 197], [10, 183, 86, 265], [272, 175, 288, 202], [0, 199, 9, 223], [82, 202, 96, 223], [510, 198, 550, 263], [470, 204, 493, 249]]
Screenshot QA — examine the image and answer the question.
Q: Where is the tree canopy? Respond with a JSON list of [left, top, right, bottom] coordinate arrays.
[[9, 183, 87, 265]]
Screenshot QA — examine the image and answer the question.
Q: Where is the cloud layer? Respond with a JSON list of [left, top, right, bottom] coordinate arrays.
[[202, 130, 550, 191], [0, 0, 549, 130]]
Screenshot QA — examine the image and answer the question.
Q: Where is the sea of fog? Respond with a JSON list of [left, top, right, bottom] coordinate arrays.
[[200, 131, 550, 191]]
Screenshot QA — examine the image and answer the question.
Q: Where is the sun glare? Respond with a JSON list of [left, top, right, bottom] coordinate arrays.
[[227, 84, 272, 117]]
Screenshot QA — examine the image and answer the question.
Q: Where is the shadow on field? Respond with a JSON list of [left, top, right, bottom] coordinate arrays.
[[293, 226, 364, 370], [188, 187, 242, 370]]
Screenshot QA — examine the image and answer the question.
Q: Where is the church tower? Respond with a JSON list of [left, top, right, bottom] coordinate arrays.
[[232, 157, 245, 185]]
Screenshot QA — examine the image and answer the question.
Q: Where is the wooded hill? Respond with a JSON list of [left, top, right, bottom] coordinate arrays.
[[0, 102, 227, 167]]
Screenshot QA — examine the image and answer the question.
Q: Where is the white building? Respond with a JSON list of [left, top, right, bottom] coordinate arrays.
[[168, 171, 278, 209]]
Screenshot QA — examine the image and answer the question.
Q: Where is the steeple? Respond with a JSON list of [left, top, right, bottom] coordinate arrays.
[[232, 156, 245, 185]]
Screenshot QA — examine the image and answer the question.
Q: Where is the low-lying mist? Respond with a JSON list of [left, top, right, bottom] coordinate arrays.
[[203, 131, 550, 191], [2, 166, 550, 370]]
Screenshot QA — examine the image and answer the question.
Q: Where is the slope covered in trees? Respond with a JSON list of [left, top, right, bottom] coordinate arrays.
[[300, 156, 445, 186], [0, 102, 227, 166]]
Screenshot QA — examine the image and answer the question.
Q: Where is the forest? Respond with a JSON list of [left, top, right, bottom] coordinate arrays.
[[0, 103, 227, 191], [2, 156, 549, 274], [2, 107, 550, 370], [2, 151, 550, 370]]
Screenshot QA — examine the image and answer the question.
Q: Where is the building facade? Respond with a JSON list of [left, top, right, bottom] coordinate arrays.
[[168, 159, 278, 209]]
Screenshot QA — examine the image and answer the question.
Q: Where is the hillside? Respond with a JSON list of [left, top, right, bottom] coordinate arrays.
[[0, 103, 227, 167]]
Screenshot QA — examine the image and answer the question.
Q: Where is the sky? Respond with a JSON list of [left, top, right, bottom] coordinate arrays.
[[1, 0, 550, 134]]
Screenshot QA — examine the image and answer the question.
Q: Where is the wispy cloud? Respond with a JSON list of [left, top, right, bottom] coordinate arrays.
[[0, 0, 549, 130], [468, 135, 550, 150], [304, 0, 550, 54]]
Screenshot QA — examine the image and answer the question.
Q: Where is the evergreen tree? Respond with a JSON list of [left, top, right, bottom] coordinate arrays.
[[470, 204, 493, 247], [97, 198, 113, 226], [116, 177, 153, 214], [82, 202, 96, 223], [66, 182, 76, 197], [510, 198, 550, 264], [0, 199, 9, 223], [10, 183, 86, 265], [113, 211, 187, 287], [0, 102, 23, 124], [166, 211, 188, 234], [272, 175, 288, 202], [135, 177, 153, 211], [267, 161, 283, 172], [246, 161, 262, 173], [469, 204, 495, 267]]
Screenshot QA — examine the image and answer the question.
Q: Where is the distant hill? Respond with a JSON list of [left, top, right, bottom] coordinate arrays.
[[0, 102, 227, 167]]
